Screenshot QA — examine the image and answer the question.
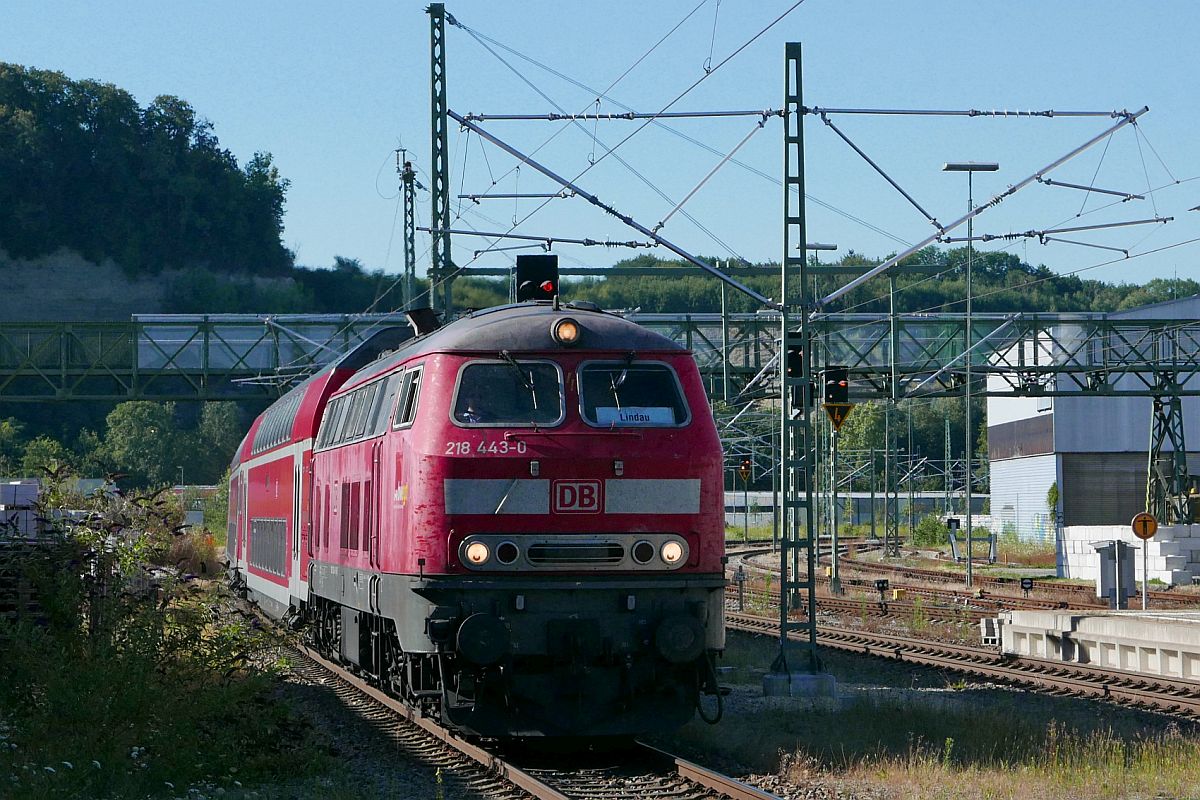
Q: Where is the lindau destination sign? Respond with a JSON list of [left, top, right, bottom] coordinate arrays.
[[596, 407, 675, 425]]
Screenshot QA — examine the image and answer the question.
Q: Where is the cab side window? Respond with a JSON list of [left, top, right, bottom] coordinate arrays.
[[392, 366, 424, 428]]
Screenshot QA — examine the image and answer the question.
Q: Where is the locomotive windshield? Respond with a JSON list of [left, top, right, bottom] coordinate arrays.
[[453, 360, 563, 426], [580, 362, 688, 426]]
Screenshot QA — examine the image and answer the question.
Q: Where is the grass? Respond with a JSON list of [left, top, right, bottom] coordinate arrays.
[[680, 632, 1200, 800], [725, 523, 776, 544], [996, 534, 1058, 569]]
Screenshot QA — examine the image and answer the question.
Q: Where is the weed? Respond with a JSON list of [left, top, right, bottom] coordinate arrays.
[[996, 531, 1057, 568], [909, 596, 929, 634], [676, 632, 1200, 800], [0, 478, 324, 799]]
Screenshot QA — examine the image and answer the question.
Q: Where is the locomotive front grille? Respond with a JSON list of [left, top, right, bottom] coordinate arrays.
[[526, 542, 624, 565], [457, 532, 689, 572]]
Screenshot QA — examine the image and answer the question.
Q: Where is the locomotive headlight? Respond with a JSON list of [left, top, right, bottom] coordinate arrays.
[[551, 317, 581, 346], [660, 540, 685, 565], [464, 541, 490, 565]]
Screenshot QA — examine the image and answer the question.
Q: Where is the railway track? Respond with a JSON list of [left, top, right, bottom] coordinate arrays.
[[727, 611, 1200, 719], [295, 642, 780, 800], [734, 546, 1200, 612], [727, 585, 987, 625], [837, 555, 1200, 608], [730, 556, 1072, 615]]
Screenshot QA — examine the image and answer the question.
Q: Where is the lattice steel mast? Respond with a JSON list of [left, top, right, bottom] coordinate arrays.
[[428, 3, 453, 316], [1148, 373, 1189, 523], [400, 154, 418, 310], [772, 42, 820, 678]]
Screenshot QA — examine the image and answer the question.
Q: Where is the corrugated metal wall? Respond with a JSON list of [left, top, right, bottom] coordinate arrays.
[[990, 455, 1058, 542], [1060, 452, 1145, 526]]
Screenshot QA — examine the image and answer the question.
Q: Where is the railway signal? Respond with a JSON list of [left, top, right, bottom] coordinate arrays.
[[515, 253, 559, 301], [738, 458, 751, 482], [823, 365, 849, 404], [785, 344, 810, 407], [822, 365, 853, 430], [735, 565, 747, 611]]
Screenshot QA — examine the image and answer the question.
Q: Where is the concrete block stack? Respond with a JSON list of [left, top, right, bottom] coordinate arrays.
[[0, 480, 40, 537], [1060, 524, 1200, 586]]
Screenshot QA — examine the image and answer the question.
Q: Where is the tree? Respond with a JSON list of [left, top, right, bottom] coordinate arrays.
[[0, 63, 293, 275], [20, 436, 72, 477], [190, 403, 244, 483], [74, 428, 111, 478], [100, 402, 180, 486], [0, 417, 25, 475]]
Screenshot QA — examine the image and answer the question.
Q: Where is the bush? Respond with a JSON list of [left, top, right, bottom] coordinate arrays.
[[0, 478, 316, 798], [912, 515, 948, 547], [163, 530, 221, 576]]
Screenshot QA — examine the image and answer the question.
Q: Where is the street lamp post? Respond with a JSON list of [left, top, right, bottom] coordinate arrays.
[[943, 161, 998, 588]]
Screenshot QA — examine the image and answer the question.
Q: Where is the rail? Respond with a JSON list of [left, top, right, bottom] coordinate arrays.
[[728, 611, 1200, 718], [297, 642, 781, 800]]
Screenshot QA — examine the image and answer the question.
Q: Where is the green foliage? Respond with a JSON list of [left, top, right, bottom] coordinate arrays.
[[1, 401, 246, 489], [189, 403, 244, 481], [97, 401, 181, 486], [912, 514, 948, 547], [0, 417, 24, 473], [0, 63, 291, 275], [997, 529, 1058, 568], [203, 471, 232, 546], [1046, 481, 1059, 512], [0, 480, 317, 798], [826, 397, 984, 492], [162, 266, 313, 313], [557, 248, 1183, 317], [19, 435, 72, 477]]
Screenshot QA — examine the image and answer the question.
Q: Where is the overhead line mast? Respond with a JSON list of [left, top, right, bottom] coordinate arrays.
[[399, 152, 418, 311], [429, 3, 453, 316], [771, 42, 823, 684]]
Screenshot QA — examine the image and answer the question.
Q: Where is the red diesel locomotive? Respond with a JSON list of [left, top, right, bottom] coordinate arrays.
[[227, 300, 726, 737]]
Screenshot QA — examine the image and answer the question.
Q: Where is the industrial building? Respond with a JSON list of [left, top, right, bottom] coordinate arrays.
[[986, 294, 1200, 542]]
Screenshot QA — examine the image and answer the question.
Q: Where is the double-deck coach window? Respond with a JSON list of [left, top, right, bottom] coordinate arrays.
[[316, 371, 403, 450], [579, 362, 689, 426], [452, 361, 563, 426], [252, 389, 303, 454]]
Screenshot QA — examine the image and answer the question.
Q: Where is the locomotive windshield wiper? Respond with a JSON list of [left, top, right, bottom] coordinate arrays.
[[499, 350, 539, 412], [609, 351, 638, 406]]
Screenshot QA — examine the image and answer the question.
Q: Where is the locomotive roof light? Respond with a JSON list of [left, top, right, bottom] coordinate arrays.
[[660, 539, 686, 566], [551, 317, 581, 346], [464, 541, 490, 566]]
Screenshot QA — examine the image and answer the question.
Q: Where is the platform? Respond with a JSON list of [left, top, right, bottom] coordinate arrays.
[[994, 609, 1200, 680]]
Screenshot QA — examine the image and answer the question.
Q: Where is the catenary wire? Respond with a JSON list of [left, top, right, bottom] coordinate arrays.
[[451, 14, 913, 249], [447, 0, 810, 273], [455, 20, 751, 262]]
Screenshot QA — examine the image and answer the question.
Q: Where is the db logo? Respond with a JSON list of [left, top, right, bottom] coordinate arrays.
[[553, 480, 602, 513]]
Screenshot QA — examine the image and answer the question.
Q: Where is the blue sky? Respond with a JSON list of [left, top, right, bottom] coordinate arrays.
[[6, 1, 1199, 296]]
